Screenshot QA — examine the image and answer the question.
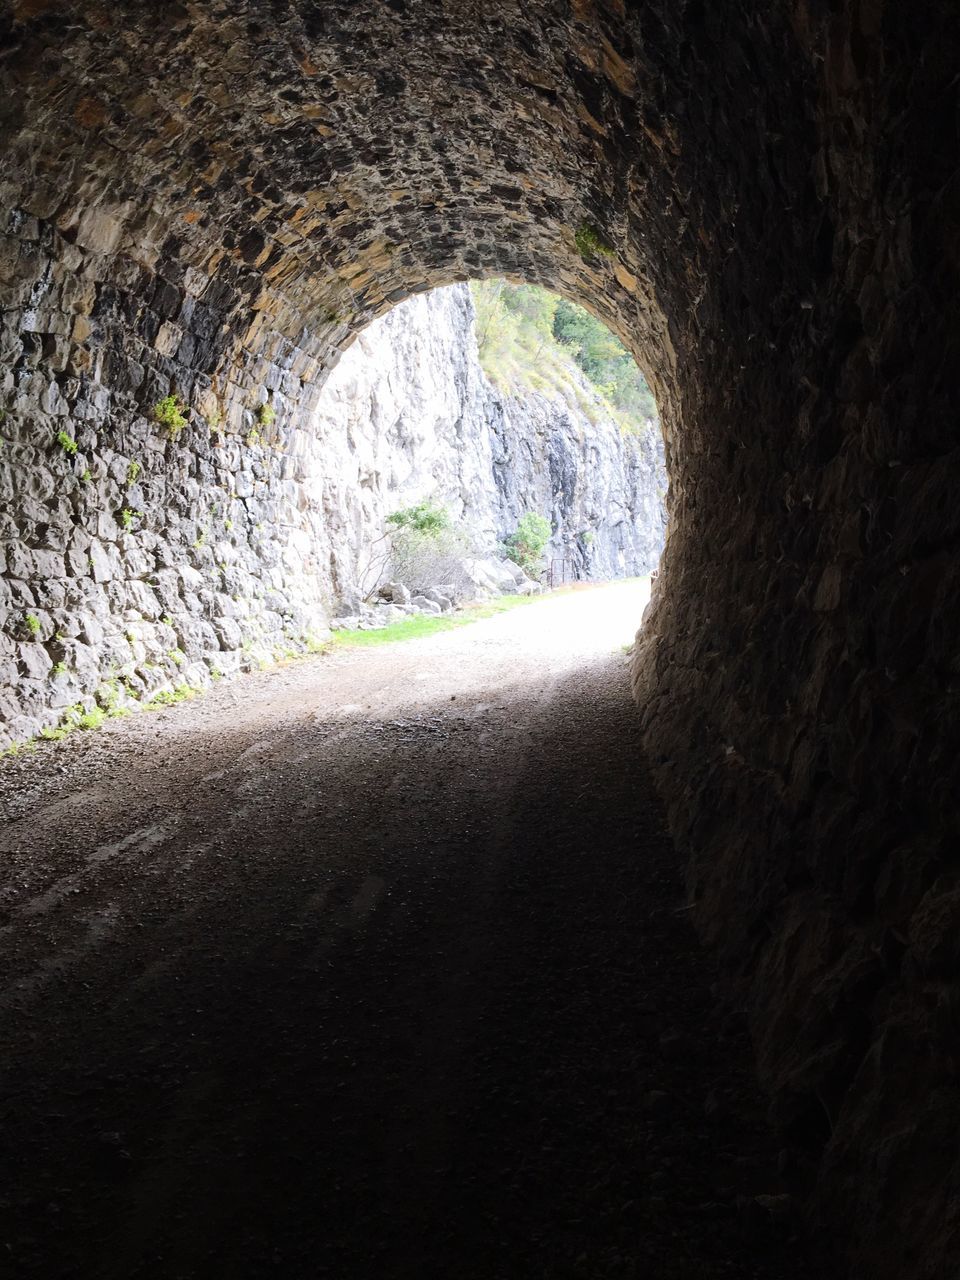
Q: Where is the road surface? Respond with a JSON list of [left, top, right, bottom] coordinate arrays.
[[0, 582, 823, 1278]]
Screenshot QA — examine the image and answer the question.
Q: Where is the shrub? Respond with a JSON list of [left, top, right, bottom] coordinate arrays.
[[56, 430, 78, 455], [153, 395, 187, 436], [389, 523, 477, 595], [505, 512, 551, 577], [359, 500, 477, 596], [386, 500, 451, 536]]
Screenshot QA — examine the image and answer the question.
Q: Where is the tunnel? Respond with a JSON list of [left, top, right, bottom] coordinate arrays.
[[1, 1, 959, 1276]]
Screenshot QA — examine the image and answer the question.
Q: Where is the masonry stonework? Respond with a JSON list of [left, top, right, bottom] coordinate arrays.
[[1, 3, 958, 1274]]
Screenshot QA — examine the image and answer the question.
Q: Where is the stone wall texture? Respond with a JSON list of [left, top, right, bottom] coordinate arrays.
[[1, 2, 958, 1275]]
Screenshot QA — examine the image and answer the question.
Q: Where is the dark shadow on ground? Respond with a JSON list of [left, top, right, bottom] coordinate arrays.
[[2, 659, 837, 1279]]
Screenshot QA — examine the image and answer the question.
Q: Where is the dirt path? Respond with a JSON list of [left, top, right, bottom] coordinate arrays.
[[1, 582, 829, 1279]]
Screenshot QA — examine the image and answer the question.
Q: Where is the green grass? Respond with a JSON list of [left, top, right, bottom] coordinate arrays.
[[147, 683, 196, 709], [329, 591, 552, 649]]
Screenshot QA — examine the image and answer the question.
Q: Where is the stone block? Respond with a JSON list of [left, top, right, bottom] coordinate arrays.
[[213, 617, 243, 650], [17, 642, 52, 680]]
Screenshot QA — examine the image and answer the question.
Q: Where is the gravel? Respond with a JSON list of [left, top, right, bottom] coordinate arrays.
[[0, 582, 835, 1278]]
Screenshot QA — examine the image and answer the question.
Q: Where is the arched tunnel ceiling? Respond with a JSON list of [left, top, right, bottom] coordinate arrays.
[[0, 0, 814, 425]]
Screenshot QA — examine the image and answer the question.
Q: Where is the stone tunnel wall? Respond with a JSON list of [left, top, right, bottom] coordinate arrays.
[[632, 5, 960, 1277], [1, 2, 959, 1276], [0, 202, 343, 745]]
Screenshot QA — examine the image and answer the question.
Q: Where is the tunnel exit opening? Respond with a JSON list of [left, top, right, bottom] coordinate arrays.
[[307, 277, 666, 639]]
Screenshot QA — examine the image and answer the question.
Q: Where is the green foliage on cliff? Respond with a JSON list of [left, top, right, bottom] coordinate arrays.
[[504, 511, 552, 576], [469, 279, 658, 433], [385, 500, 451, 536], [154, 395, 187, 437]]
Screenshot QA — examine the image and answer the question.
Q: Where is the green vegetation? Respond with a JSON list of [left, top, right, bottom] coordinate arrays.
[[25, 613, 41, 637], [256, 402, 276, 427], [504, 511, 551, 577], [167, 648, 186, 667], [366, 499, 475, 597], [96, 679, 121, 710], [330, 592, 550, 649], [56, 430, 78, 456], [52, 661, 67, 676], [153, 394, 187, 437], [120, 507, 138, 530], [126, 459, 141, 484], [553, 297, 658, 422], [386, 500, 451, 536], [81, 467, 91, 483], [39, 702, 108, 740], [574, 222, 616, 260], [469, 279, 657, 432], [147, 683, 196, 709]]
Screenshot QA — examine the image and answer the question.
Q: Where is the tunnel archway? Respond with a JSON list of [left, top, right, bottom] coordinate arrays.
[[2, 3, 958, 1274]]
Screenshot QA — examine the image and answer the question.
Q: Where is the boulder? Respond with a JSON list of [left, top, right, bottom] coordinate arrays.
[[378, 581, 411, 605], [419, 587, 454, 611]]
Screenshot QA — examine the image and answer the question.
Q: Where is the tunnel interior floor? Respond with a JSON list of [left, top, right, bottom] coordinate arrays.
[[0, 586, 834, 1279]]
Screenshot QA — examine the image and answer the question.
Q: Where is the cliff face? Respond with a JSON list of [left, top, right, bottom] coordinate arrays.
[[310, 284, 666, 594]]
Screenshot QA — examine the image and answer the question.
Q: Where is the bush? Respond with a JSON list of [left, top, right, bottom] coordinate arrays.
[[504, 511, 551, 577], [386, 500, 451, 536], [390, 524, 477, 595], [359, 500, 479, 597]]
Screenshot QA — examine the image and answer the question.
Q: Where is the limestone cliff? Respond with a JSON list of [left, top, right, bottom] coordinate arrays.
[[309, 284, 666, 595]]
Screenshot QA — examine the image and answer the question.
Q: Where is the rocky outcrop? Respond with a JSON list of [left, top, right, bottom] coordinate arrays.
[[309, 283, 665, 597]]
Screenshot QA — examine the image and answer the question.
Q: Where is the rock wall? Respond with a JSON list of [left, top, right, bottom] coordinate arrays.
[[0, 203, 334, 749], [309, 282, 665, 596]]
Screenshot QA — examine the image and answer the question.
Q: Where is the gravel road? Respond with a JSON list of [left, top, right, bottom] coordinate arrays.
[[0, 582, 830, 1279]]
